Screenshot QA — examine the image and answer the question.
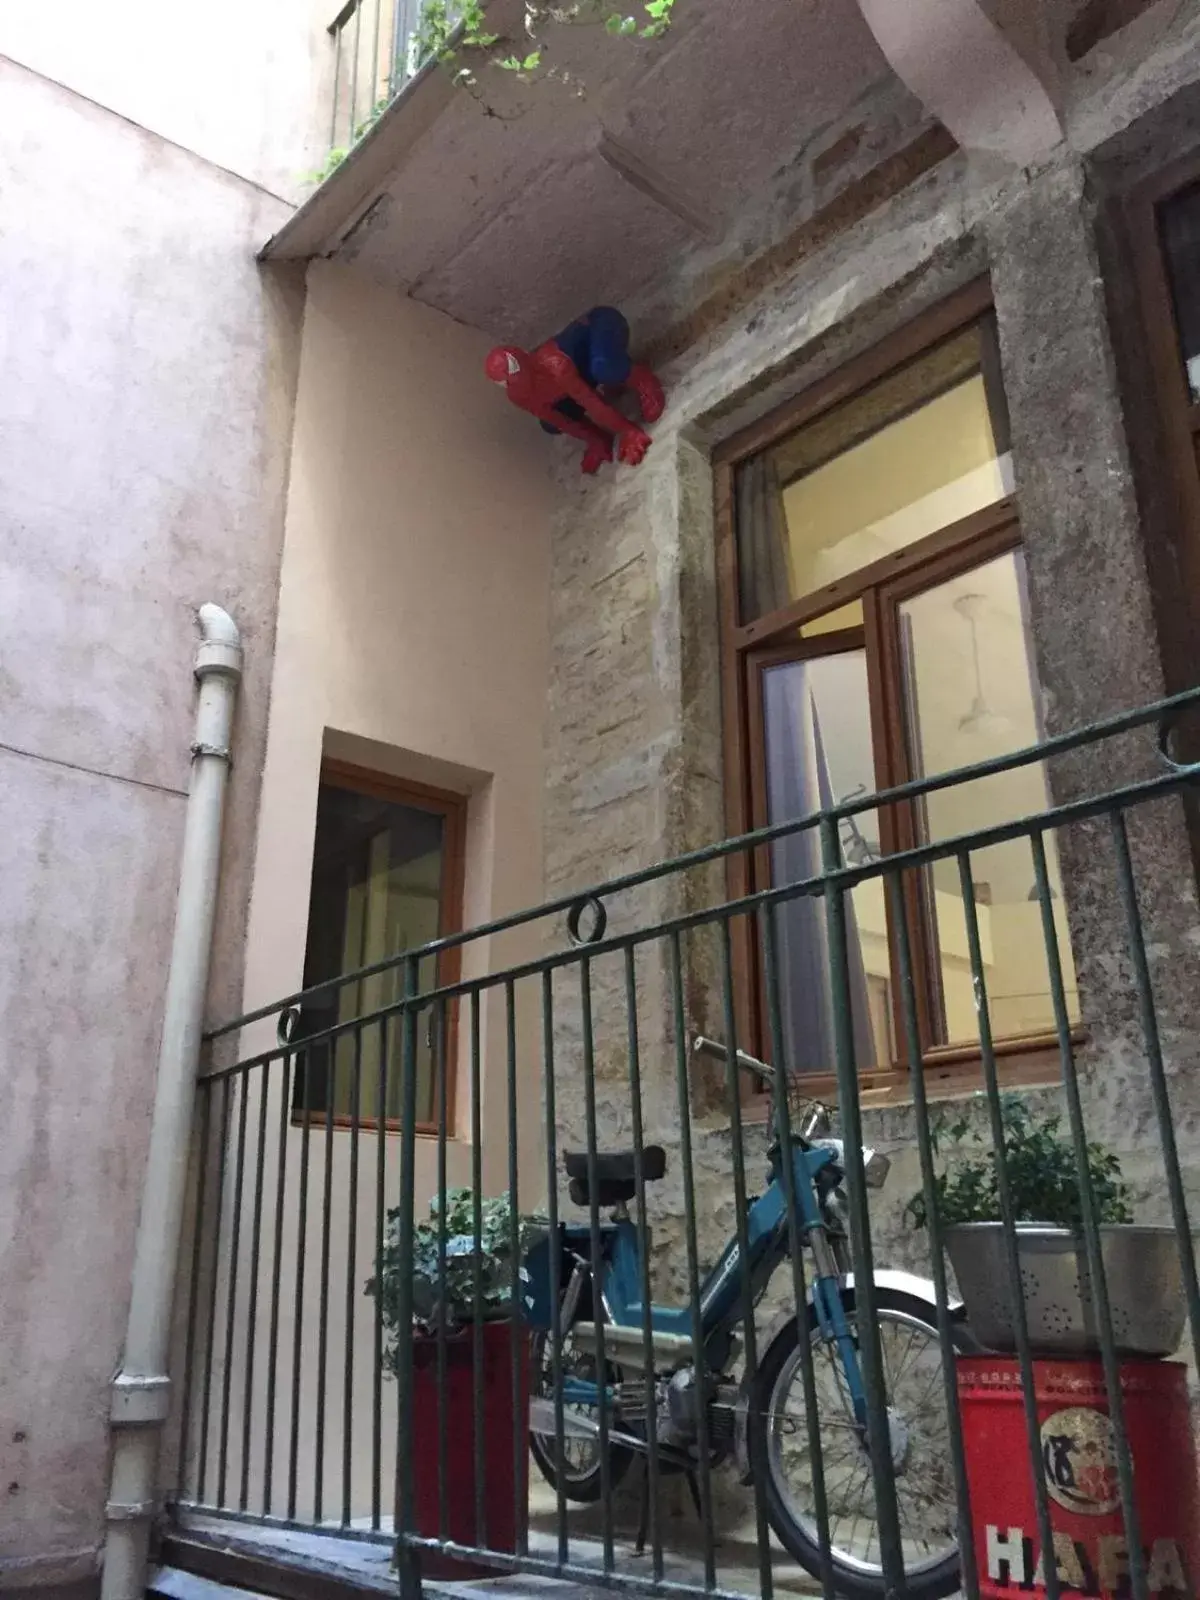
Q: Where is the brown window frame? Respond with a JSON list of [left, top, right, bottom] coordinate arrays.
[[1126, 157, 1200, 661], [293, 757, 467, 1137], [1124, 155, 1200, 883], [714, 278, 1073, 1101]]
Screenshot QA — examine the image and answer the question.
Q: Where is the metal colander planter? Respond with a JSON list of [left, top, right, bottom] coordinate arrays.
[[945, 1222, 1187, 1358]]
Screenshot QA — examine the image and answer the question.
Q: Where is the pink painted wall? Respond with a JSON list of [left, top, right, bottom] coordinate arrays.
[[0, 50, 304, 1596]]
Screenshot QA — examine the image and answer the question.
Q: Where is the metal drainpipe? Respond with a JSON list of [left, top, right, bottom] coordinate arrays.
[[101, 604, 243, 1600]]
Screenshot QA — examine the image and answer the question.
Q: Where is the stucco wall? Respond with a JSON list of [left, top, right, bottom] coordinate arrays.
[[189, 261, 556, 1520], [0, 51, 304, 1597], [240, 258, 556, 1179], [0, 0, 332, 200]]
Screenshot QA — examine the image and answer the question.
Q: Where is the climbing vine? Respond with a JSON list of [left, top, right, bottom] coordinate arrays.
[[416, 0, 678, 94], [305, 0, 678, 185]]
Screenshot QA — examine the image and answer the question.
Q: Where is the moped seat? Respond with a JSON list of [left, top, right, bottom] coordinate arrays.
[[562, 1146, 666, 1207]]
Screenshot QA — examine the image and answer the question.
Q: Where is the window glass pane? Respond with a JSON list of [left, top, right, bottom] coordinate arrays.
[[1160, 182, 1200, 403], [897, 550, 1080, 1045], [761, 650, 893, 1074], [299, 780, 446, 1125], [736, 320, 1013, 623]]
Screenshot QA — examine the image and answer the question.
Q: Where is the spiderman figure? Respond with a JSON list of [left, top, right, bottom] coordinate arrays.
[[486, 306, 665, 475]]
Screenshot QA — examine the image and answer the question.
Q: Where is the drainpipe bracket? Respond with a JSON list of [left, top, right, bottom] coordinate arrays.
[[194, 646, 242, 682], [110, 1372, 172, 1425], [191, 740, 232, 762], [104, 1499, 157, 1524]]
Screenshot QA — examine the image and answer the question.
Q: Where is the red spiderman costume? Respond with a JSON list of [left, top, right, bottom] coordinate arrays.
[[485, 306, 665, 475]]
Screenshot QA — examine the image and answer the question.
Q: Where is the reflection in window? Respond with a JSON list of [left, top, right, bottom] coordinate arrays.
[[736, 319, 1014, 623], [898, 549, 1080, 1044], [1160, 182, 1200, 403], [296, 774, 457, 1127], [762, 650, 893, 1074]]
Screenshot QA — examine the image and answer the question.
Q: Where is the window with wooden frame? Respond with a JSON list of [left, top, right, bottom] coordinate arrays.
[[714, 282, 1080, 1093], [1127, 163, 1200, 672], [1123, 160, 1200, 879], [293, 760, 466, 1133]]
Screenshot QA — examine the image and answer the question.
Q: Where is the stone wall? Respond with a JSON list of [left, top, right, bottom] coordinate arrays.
[[540, 12, 1200, 1532]]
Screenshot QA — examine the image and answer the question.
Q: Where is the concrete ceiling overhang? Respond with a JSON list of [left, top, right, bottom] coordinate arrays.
[[261, 0, 898, 344]]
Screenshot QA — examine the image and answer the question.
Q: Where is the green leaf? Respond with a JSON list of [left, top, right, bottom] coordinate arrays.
[[366, 1188, 546, 1364], [903, 1094, 1133, 1233], [522, 49, 542, 69]]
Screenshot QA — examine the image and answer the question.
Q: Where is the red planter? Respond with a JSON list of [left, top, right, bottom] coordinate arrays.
[[957, 1357, 1200, 1599], [398, 1320, 531, 1579]]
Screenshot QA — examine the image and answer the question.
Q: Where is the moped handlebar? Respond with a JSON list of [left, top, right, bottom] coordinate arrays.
[[691, 1034, 776, 1087], [690, 1036, 833, 1142]]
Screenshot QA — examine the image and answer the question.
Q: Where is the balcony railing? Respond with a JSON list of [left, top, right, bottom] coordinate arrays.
[[175, 689, 1200, 1600], [324, 0, 428, 165]]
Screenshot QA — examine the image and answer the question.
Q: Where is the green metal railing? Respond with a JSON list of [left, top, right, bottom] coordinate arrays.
[[325, 0, 428, 161], [175, 689, 1200, 1600]]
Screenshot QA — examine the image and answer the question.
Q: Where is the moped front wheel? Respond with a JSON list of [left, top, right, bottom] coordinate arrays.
[[747, 1287, 966, 1600]]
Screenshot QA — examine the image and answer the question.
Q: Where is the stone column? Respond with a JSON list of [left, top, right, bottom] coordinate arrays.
[[542, 426, 726, 1146], [985, 153, 1200, 1163]]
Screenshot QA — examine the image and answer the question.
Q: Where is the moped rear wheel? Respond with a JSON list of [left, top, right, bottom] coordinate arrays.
[[747, 1287, 966, 1600], [528, 1331, 636, 1503]]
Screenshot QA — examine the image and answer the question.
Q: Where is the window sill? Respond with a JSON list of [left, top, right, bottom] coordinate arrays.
[[737, 1028, 1088, 1122], [290, 1112, 453, 1139]]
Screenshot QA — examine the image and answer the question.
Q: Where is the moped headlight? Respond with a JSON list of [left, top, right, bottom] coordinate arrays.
[[862, 1148, 891, 1190]]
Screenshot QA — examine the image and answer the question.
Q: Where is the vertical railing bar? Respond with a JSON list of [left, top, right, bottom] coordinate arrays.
[[1031, 826, 1147, 1592], [389, 0, 404, 96], [178, 1080, 214, 1504], [435, 998, 450, 1545], [668, 931, 717, 1591], [504, 980, 525, 1558], [716, 917, 772, 1600], [263, 1055, 292, 1516], [470, 990, 487, 1552], [623, 944, 661, 1583], [1110, 808, 1200, 1376], [239, 1061, 271, 1512], [314, 1046, 338, 1524], [371, 1016, 389, 1531], [395, 959, 422, 1600], [759, 904, 835, 1599], [541, 969, 569, 1570], [330, 23, 343, 152], [955, 848, 1061, 1600], [885, 871, 978, 1598], [370, 0, 383, 116], [287, 1048, 314, 1523], [342, 1022, 364, 1528], [217, 1072, 249, 1509], [197, 1077, 231, 1505], [818, 816, 904, 1584], [350, 0, 362, 139], [579, 955, 614, 1576]]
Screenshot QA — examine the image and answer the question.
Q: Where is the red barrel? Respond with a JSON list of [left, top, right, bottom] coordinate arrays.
[[407, 1321, 531, 1578], [957, 1358, 1200, 1598]]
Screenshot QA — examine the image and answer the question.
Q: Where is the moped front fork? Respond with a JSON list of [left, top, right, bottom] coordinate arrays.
[[807, 1227, 870, 1429]]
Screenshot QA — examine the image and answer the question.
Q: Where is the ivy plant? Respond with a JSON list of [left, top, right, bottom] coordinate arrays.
[[904, 1094, 1133, 1234], [305, 1, 679, 184], [416, 0, 678, 94], [366, 1188, 544, 1372]]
